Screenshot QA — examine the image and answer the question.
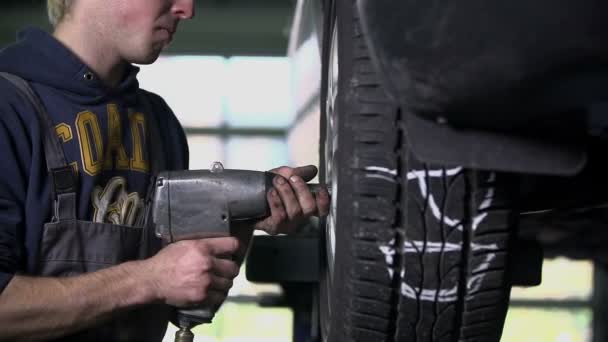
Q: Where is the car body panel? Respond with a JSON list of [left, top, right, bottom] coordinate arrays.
[[287, 0, 324, 171]]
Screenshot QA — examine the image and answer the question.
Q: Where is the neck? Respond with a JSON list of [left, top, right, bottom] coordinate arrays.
[[53, 20, 127, 88]]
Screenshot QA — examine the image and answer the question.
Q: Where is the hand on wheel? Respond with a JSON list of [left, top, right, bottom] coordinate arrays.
[[255, 165, 330, 235]]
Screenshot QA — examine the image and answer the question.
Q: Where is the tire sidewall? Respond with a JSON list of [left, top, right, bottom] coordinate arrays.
[[319, 0, 358, 340]]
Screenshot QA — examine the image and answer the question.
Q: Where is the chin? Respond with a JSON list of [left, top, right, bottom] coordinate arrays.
[[137, 54, 162, 65], [130, 50, 163, 65], [123, 42, 164, 65]]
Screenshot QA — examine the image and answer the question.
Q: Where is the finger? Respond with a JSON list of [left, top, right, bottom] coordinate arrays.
[[269, 165, 317, 181], [255, 189, 287, 235], [179, 288, 227, 309], [315, 188, 331, 217], [208, 274, 234, 292], [273, 175, 302, 221], [212, 258, 240, 278], [268, 189, 298, 234], [199, 237, 239, 256], [291, 165, 318, 182], [200, 289, 229, 309], [288, 175, 317, 217], [269, 166, 295, 179]]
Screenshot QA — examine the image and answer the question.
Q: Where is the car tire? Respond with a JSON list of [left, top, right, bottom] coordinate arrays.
[[318, 1, 518, 341]]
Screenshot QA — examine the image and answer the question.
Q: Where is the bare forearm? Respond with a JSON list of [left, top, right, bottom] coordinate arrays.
[[0, 260, 155, 341]]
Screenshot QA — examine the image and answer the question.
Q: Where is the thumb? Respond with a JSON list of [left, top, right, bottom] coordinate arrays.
[[200, 237, 240, 255], [292, 165, 318, 182]]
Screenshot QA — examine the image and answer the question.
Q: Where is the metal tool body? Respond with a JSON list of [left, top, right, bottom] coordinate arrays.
[[151, 162, 326, 341], [154, 163, 272, 243]]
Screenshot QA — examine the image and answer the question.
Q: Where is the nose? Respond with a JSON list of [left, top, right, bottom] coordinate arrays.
[[172, 0, 195, 20]]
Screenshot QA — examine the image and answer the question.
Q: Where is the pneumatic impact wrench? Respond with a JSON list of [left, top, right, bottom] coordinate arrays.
[[151, 162, 328, 342]]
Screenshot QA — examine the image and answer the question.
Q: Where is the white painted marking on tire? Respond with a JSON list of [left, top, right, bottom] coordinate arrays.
[[406, 167, 463, 180], [403, 241, 499, 253], [472, 174, 495, 231], [365, 174, 397, 183], [365, 166, 398, 176], [472, 253, 496, 274], [401, 282, 458, 303], [379, 239, 396, 278], [478, 187, 495, 210], [379, 239, 396, 264], [472, 243, 499, 251], [467, 253, 497, 296], [401, 253, 497, 302], [408, 168, 462, 229], [472, 212, 488, 231], [400, 171, 500, 302]]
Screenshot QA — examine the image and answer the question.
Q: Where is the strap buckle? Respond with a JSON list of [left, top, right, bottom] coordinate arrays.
[[51, 166, 77, 197]]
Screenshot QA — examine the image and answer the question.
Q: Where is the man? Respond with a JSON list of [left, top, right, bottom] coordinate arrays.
[[0, 0, 330, 340]]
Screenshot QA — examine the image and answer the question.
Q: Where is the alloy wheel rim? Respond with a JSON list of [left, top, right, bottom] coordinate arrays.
[[324, 22, 339, 298]]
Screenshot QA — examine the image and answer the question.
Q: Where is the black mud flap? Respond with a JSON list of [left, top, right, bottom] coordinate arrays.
[[509, 239, 543, 287], [403, 112, 587, 176]]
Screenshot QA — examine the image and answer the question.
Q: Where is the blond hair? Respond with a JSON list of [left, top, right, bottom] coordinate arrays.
[[47, 0, 73, 26]]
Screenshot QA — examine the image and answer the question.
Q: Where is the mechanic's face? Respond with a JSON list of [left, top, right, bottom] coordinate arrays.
[[93, 0, 195, 64]]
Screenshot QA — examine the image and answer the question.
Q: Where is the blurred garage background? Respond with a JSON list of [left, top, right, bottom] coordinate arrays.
[[0, 1, 600, 341]]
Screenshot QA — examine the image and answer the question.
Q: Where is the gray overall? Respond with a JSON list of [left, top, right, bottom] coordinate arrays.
[[0, 72, 171, 341]]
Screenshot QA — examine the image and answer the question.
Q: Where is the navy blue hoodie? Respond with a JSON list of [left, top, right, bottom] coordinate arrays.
[[0, 28, 189, 292]]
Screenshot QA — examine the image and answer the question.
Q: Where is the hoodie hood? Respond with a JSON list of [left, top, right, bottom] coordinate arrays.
[[0, 27, 141, 106]]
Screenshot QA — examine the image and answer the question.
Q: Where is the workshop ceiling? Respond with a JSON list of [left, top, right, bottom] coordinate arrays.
[[0, 0, 295, 56]]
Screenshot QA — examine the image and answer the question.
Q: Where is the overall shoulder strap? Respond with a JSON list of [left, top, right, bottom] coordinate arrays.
[[0, 72, 77, 221], [137, 91, 167, 174], [138, 91, 168, 231]]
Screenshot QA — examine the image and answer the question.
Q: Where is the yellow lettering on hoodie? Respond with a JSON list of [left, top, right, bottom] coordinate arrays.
[[130, 111, 148, 173], [104, 104, 130, 171], [55, 123, 73, 142], [76, 111, 104, 176]]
